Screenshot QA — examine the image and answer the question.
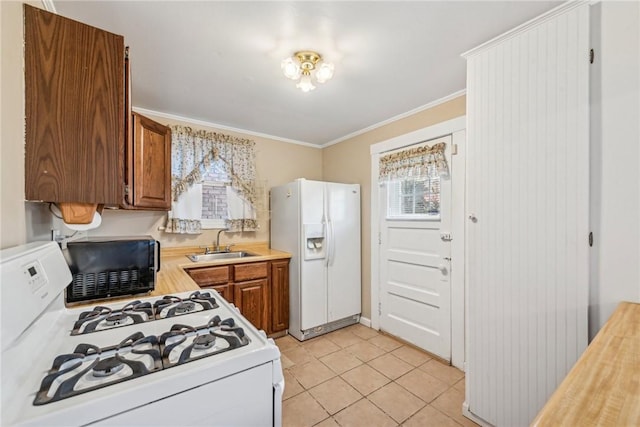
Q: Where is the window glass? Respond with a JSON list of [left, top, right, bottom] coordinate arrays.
[[387, 164, 440, 219], [200, 162, 229, 228]]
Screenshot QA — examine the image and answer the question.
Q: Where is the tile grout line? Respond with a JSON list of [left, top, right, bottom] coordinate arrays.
[[278, 326, 472, 427]]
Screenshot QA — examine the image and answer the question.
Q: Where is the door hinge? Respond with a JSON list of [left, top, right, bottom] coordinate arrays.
[[589, 231, 593, 247], [378, 302, 382, 316], [452, 144, 458, 155], [590, 49, 594, 64], [378, 232, 382, 245]]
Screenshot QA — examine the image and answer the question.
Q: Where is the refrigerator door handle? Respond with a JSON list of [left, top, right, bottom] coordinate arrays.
[[329, 220, 336, 266], [325, 220, 331, 267]]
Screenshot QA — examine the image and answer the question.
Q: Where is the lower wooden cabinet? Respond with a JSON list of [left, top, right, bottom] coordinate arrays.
[[233, 279, 269, 332], [210, 283, 234, 304], [270, 260, 289, 334], [186, 258, 289, 336]]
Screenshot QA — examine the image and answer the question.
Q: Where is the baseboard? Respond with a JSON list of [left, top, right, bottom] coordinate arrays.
[[359, 316, 372, 328], [462, 402, 493, 427]]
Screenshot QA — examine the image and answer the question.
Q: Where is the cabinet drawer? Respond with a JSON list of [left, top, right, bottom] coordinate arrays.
[[186, 266, 230, 286], [233, 262, 268, 281]]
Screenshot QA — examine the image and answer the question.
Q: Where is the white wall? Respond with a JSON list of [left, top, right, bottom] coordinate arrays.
[[589, 1, 640, 339]]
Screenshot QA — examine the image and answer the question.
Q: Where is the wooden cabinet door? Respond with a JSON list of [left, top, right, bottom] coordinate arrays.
[[234, 279, 268, 332], [127, 113, 171, 209], [24, 5, 124, 204], [270, 260, 290, 334], [208, 284, 233, 304]]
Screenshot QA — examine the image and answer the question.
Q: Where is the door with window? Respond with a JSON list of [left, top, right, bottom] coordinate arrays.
[[378, 136, 452, 360]]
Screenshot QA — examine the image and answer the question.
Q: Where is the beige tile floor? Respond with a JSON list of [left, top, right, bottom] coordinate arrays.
[[276, 324, 479, 427]]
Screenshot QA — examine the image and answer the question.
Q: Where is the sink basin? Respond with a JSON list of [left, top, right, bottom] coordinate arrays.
[[186, 251, 257, 262]]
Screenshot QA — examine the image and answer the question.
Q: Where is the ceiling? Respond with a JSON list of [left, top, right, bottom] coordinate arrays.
[[54, 1, 561, 147]]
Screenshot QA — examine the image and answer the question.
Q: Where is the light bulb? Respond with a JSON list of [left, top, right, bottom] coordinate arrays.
[[296, 73, 316, 92], [281, 57, 301, 80], [315, 62, 334, 83]]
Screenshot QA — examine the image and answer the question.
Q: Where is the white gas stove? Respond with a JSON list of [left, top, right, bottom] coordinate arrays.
[[0, 242, 284, 426]]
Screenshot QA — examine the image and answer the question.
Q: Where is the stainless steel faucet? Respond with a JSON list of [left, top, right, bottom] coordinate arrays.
[[215, 228, 228, 252]]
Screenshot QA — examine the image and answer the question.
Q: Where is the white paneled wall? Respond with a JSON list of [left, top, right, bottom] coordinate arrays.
[[463, 3, 590, 426]]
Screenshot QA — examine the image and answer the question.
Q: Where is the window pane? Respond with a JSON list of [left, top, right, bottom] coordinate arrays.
[[202, 184, 227, 219], [201, 161, 230, 225], [386, 165, 440, 219]]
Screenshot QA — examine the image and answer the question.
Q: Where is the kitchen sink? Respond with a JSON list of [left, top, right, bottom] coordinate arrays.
[[186, 251, 258, 262]]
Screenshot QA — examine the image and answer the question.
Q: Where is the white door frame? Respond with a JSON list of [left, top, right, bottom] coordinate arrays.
[[370, 116, 467, 369]]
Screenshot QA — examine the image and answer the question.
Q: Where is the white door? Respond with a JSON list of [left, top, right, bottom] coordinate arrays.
[[378, 136, 452, 361], [326, 183, 361, 322], [464, 4, 589, 425]]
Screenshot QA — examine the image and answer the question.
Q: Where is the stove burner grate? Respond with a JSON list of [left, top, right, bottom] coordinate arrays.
[[160, 315, 250, 367], [71, 291, 219, 336], [35, 314, 250, 405], [92, 356, 125, 377], [33, 333, 162, 406]]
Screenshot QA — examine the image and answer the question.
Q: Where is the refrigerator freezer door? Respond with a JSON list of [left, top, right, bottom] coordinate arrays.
[[326, 183, 361, 323], [299, 180, 328, 330]]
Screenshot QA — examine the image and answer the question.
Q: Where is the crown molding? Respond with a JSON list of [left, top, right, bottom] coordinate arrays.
[[135, 88, 466, 150], [132, 107, 321, 149], [321, 89, 466, 148], [461, 0, 590, 58]]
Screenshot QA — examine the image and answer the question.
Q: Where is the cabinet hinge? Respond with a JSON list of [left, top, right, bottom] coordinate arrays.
[[124, 185, 130, 195], [452, 144, 458, 155], [125, 46, 129, 60], [590, 49, 594, 64]]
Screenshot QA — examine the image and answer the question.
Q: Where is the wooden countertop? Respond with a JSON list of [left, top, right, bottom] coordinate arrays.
[[532, 301, 640, 426], [68, 243, 291, 306], [155, 243, 291, 296]]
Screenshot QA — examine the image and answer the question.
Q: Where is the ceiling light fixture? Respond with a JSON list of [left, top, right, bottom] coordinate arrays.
[[281, 50, 334, 93]]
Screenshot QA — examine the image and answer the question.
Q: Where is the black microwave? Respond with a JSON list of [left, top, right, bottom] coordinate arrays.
[[64, 236, 160, 303]]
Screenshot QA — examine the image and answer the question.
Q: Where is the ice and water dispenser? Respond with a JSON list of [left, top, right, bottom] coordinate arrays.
[[304, 224, 326, 260]]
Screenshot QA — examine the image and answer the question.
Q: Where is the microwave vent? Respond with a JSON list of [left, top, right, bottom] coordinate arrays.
[[68, 268, 150, 302]]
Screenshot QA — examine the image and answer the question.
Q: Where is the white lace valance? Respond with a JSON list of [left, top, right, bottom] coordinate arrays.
[[379, 142, 449, 180], [170, 126, 257, 204], [165, 125, 258, 234]]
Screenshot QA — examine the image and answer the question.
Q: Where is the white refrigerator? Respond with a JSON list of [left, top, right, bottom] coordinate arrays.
[[270, 179, 361, 341]]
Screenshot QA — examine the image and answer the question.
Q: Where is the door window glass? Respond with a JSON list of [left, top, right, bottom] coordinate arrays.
[[386, 164, 440, 219]]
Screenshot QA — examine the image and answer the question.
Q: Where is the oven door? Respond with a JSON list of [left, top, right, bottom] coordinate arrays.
[[89, 363, 276, 426]]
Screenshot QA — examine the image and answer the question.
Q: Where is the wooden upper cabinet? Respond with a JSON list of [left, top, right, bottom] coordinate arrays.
[[124, 113, 171, 209], [24, 5, 124, 204]]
